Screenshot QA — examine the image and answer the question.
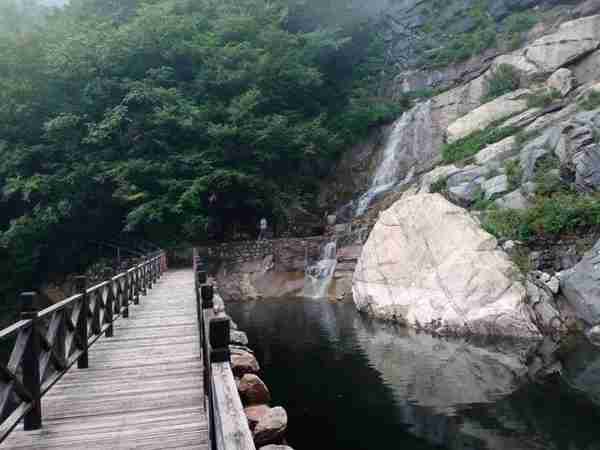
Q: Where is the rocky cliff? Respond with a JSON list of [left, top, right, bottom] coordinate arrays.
[[315, 3, 600, 340]]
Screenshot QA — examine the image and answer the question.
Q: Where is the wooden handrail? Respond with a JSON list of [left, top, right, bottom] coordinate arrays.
[[0, 251, 168, 443], [193, 250, 256, 450]]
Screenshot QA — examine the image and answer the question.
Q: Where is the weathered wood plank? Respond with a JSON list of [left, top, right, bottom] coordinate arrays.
[[1, 269, 209, 450], [212, 362, 256, 450]]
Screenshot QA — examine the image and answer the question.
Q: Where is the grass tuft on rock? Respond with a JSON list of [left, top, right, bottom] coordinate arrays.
[[481, 64, 521, 103], [442, 125, 519, 164]]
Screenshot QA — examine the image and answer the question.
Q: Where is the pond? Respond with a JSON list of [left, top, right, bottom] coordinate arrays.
[[227, 297, 600, 450]]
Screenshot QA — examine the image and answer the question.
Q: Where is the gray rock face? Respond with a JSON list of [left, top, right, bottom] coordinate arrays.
[[446, 165, 490, 187], [495, 190, 531, 210], [254, 406, 288, 446], [475, 136, 517, 169], [526, 278, 563, 336], [547, 68, 577, 96], [482, 174, 509, 199], [520, 128, 562, 182], [448, 181, 483, 205], [561, 238, 600, 326]]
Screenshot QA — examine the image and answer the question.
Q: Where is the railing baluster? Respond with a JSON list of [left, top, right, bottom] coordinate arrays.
[[75, 277, 89, 369], [105, 282, 114, 338], [92, 291, 101, 336], [122, 277, 129, 319], [20, 292, 42, 431]]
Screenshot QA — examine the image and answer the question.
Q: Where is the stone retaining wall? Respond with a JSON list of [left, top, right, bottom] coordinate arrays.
[[196, 236, 332, 268]]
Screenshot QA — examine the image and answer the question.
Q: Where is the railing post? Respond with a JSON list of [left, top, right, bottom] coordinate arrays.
[[20, 292, 42, 431], [105, 280, 115, 338], [201, 285, 214, 310], [209, 317, 230, 363], [75, 276, 89, 369], [132, 271, 140, 305], [147, 257, 153, 290], [122, 277, 129, 319], [91, 290, 101, 336], [141, 262, 148, 296]]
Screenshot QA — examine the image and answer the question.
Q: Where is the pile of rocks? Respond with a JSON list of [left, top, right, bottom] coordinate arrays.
[[228, 320, 293, 450]]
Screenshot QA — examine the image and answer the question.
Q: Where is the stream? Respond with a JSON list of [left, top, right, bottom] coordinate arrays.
[[227, 297, 600, 450]]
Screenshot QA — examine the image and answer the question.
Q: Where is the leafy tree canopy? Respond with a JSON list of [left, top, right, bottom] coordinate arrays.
[[0, 0, 400, 301]]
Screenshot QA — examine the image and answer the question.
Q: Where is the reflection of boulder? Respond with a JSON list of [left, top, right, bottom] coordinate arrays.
[[352, 317, 600, 450], [561, 339, 600, 406], [353, 320, 529, 415]]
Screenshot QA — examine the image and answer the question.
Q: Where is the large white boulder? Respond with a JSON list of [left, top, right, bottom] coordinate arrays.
[[352, 194, 540, 338]]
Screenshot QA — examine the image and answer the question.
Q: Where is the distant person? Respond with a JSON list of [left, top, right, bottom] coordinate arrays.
[[258, 217, 267, 240], [208, 192, 217, 205]]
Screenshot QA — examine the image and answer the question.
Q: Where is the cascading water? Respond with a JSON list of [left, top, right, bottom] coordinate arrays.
[[302, 241, 337, 299], [354, 101, 433, 216]]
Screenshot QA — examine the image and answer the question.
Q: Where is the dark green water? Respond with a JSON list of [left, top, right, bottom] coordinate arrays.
[[227, 297, 600, 450]]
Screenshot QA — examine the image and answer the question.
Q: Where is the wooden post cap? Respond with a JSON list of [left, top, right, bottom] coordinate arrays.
[[20, 292, 39, 314]]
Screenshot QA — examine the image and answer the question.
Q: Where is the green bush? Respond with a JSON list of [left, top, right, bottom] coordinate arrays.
[[442, 124, 519, 164], [504, 159, 523, 190], [482, 193, 600, 241], [504, 11, 538, 34], [481, 64, 521, 103], [482, 207, 531, 240], [430, 177, 447, 194], [526, 89, 561, 109], [579, 90, 600, 111]]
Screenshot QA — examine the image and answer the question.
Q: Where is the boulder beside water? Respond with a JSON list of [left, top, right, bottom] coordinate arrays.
[[352, 193, 541, 338]]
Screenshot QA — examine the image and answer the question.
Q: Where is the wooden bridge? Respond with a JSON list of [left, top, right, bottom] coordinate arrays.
[[0, 253, 255, 449]]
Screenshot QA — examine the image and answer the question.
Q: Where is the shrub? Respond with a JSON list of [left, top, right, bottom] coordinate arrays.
[[526, 89, 561, 109], [481, 64, 521, 103], [482, 207, 531, 241], [430, 177, 447, 194], [504, 11, 538, 34], [504, 159, 523, 190], [442, 124, 518, 163], [482, 193, 600, 241], [579, 90, 600, 111]]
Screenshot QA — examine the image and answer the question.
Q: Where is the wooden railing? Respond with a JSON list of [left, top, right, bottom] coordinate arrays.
[[0, 251, 167, 442], [193, 254, 255, 450]]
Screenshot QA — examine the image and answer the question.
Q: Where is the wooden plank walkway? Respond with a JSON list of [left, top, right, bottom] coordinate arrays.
[[2, 269, 209, 450]]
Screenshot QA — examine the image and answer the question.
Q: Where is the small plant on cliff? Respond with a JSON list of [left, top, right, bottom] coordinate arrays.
[[504, 159, 523, 190], [481, 64, 521, 103], [526, 89, 561, 109], [442, 124, 519, 164], [579, 90, 600, 111], [430, 177, 448, 194]]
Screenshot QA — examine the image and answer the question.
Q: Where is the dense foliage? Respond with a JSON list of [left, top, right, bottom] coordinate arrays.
[[0, 0, 399, 304]]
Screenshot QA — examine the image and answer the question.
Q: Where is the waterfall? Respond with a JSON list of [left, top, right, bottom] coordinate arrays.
[[302, 241, 337, 299], [355, 101, 433, 217]]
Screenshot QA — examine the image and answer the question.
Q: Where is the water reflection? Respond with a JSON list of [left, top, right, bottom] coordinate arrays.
[[227, 297, 600, 450]]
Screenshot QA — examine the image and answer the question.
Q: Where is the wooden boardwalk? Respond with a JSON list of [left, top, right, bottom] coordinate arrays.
[[2, 269, 209, 450]]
